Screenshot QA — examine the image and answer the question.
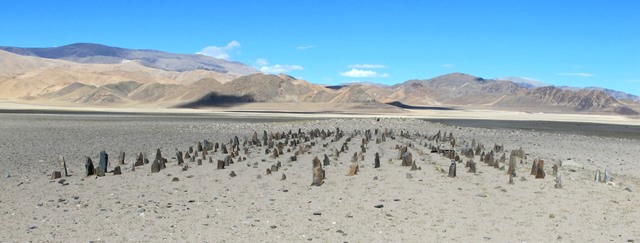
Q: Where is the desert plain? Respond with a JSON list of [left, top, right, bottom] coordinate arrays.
[[0, 104, 639, 242]]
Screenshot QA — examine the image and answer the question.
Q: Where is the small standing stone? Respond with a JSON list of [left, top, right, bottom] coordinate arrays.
[[311, 156, 325, 186], [224, 155, 233, 166], [135, 152, 144, 166], [323, 154, 330, 166], [176, 151, 184, 165], [221, 144, 228, 154], [531, 159, 538, 176], [51, 171, 62, 180], [229, 171, 237, 177], [117, 151, 125, 165], [466, 160, 476, 173], [374, 152, 380, 168], [535, 159, 545, 179], [85, 157, 95, 176], [508, 156, 517, 177], [217, 160, 225, 169], [281, 173, 286, 180], [151, 160, 160, 173], [113, 166, 122, 175], [99, 150, 109, 174], [554, 171, 563, 189], [347, 162, 359, 176], [95, 166, 105, 177], [401, 151, 412, 166], [448, 160, 456, 178], [410, 160, 418, 171], [58, 155, 68, 177]]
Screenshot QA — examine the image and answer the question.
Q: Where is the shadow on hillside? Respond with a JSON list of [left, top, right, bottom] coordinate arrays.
[[177, 92, 255, 108], [325, 85, 346, 90], [385, 101, 456, 110]]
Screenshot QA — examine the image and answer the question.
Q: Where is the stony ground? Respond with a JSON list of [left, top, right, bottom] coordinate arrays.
[[0, 113, 638, 242]]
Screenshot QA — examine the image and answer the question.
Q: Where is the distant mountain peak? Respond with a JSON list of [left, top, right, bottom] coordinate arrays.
[[498, 77, 547, 88], [277, 73, 297, 81], [0, 43, 259, 75]]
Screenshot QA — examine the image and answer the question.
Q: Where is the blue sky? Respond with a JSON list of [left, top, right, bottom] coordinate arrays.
[[1, 0, 639, 94]]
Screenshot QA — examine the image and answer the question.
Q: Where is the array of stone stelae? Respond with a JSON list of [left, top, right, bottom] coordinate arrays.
[[401, 129, 571, 188], [52, 125, 582, 190]]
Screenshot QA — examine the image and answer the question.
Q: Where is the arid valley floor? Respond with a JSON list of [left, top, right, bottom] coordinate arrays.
[[0, 110, 639, 242]]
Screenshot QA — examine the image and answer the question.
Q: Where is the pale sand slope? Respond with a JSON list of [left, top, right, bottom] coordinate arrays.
[[1, 100, 639, 125], [0, 114, 638, 242]]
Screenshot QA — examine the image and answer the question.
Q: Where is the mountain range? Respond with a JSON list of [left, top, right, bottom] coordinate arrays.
[[0, 43, 638, 115]]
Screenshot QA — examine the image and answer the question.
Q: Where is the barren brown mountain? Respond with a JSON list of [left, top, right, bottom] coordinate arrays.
[[0, 44, 638, 115]]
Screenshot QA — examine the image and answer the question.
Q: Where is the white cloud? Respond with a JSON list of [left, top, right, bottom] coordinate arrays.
[[557, 72, 594, 77], [196, 40, 241, 60], [296, 45, 315, 50], [260, 64, 304, 74], [256, 58, 303, 74], [256, 58, 269, 66], [340, 68, 389, 78], [442, 63, 454, 68], [348, 64, 386, 69]]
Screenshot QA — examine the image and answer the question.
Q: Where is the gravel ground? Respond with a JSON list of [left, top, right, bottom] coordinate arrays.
[[0, 112, 638, 242]]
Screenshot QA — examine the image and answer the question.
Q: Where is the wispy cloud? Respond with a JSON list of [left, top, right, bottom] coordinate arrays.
[[256, 58, 269, 66], [261, 65, 304, 73], [256, 58, 303, 74], [340, 68, 389, 78], [441, 63, 454, 68], [557, 72, 594, 77], [196, 41, 241, 60], [296, 45, 315, 50], [348, 64, 386, 69]]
